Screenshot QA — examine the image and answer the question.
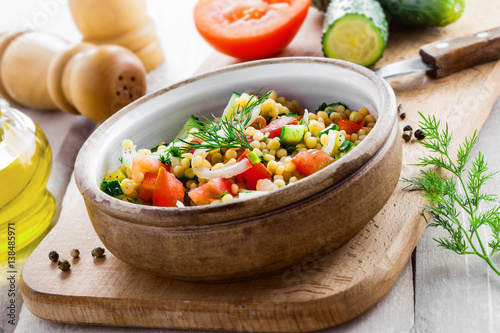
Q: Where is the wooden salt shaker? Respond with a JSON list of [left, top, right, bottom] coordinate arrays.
[[0, 30, 147, 122], [69, 0, 164, 72]]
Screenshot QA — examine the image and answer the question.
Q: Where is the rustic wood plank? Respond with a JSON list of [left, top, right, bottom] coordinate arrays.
[[414, 98, 500, 333]]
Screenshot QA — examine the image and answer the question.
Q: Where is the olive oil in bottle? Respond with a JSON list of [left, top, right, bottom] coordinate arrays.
[[0, 102, 56, 263]]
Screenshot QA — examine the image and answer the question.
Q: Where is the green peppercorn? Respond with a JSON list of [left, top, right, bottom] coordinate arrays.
[[57, 259, 71, 271], [402, 130, 412, 142], [48, 251, 59, 262], [70, 249, 80, 258], [91, 247, 105, 258]]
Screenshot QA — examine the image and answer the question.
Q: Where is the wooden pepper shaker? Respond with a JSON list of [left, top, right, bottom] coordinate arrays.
[[0, 30, 147, 122], [69, 0, 164, 72]]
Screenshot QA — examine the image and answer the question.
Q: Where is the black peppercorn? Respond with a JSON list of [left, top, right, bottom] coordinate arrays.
[[403, 125, 413, 132], [415, 129, 426, 140], [58, 259, 71, 271], [402, 130, 412, 142], [48, 251, 59, 262], [91, 247, 105, 258]]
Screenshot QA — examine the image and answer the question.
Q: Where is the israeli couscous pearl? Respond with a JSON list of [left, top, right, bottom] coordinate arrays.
[[221, 194, 233, 203], [305, 137, 317, 149], [225, 149, 237, 160], [263, 154, 275, 162], [185, 168, 196, 178], [250, 140, 261, 149], [231, 184, 239, 195], [276, 148, 288, 159], [173, 166, 185, 178], [121, 179, 134, 195], [284, 162, 296, 173], [192, 155, 203, 168], [122, 139, 133, 149], [274, 179, 286, 188]]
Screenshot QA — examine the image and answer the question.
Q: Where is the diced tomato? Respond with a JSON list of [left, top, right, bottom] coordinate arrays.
[[138, 172, 158, 204], [188, 178, 232, 206], [153, 167, 185, 207], [261, 117, 298, 138], [235, 149, 272, 190], [160, 163, 170, 173], [250, 116, 267, 130], [338, 118, 365, 135], [292, 149, 333, 176], [194, 0, 311, 59]]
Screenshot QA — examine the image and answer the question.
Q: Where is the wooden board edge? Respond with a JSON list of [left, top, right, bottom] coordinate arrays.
[[19, 215, 427, 333]]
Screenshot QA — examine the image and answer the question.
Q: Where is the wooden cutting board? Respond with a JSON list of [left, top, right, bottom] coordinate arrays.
[[20, 1, 500, 331]]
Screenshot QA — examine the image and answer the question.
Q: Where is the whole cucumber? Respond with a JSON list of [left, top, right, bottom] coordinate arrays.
[[376, 0, 465, 27], [314, 0, 466, 27]]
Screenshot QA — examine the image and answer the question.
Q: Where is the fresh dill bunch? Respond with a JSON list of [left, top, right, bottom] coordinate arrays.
[[403, 112, 500, 276], [179, 90, 271, 152]]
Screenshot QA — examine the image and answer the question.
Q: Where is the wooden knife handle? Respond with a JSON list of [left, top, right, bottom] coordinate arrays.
[[419, 26, 500, 78]]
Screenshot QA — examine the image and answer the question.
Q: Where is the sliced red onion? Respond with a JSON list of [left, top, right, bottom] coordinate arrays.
[[193, 158, 252, 179]]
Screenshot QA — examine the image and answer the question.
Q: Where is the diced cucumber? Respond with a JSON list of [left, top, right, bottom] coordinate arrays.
[[339, 140, 354, 152], [221, 92, 241, 120], [322, 0, 388, 67], [104, 166, 127, 182], [175, 115, 204, 140], [246, 151, 260, 164], [279, 112, 299, 118], [316, 102, 349, 114], [377, 0, 465, 27], [318, 124, 340, 138], [279, 125, 306, 146], [100, 180, 124, 197]]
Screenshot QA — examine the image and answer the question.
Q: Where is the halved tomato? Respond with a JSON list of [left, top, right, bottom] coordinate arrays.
[[194, 0, 311, 59]]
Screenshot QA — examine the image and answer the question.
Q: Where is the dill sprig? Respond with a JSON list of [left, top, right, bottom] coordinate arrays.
[[403, 112, 500, 276], [179, 90, 271, 152]]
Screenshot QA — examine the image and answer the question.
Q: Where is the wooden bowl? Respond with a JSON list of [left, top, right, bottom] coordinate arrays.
[[75, 57, 401, 282]]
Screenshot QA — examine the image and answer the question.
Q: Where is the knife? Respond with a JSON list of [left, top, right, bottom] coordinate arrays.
[[374, 26, 500, 79]]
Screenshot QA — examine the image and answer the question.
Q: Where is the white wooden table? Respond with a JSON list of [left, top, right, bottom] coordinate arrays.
[[1, 1, 499, 332]]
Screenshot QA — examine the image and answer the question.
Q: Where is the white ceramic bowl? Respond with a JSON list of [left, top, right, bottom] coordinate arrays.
[[75, 57, 401, 281]]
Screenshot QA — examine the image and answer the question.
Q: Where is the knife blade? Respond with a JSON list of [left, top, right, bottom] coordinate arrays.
[[373, 26, 500, 80]]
